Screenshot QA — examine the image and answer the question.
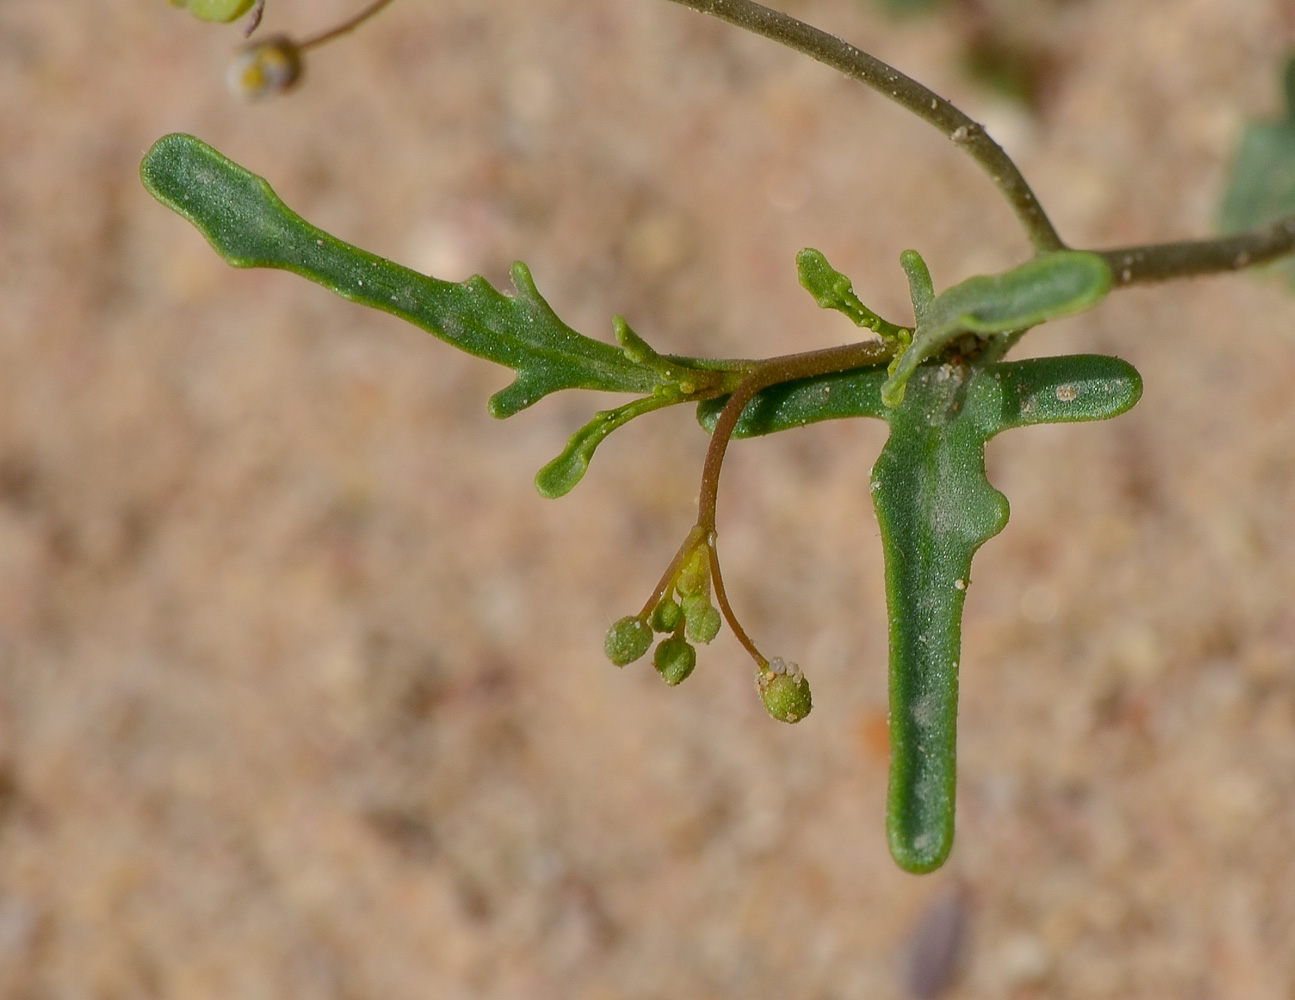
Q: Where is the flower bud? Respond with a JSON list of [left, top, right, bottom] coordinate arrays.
[[227, 36, 302, 100], [654, 637, 696, 686], [675, 547, 708, 597], [604, 616, 652, 666], [756, 660, 812, 723], [682, 594, 721, 644], [650, 598, 683, 634]]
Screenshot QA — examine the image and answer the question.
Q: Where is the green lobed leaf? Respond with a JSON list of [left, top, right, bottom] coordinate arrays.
[[140, 133, 669, 418], [882, 250, 1112, 406]]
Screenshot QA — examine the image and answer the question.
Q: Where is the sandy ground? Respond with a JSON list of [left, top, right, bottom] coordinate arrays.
[[3, 1, 1295, 997]]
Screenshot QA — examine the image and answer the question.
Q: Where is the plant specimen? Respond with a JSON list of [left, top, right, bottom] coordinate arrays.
[[152, 0, 1295, 873]]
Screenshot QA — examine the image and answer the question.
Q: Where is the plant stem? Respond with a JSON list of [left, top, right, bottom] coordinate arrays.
[[697, 339, 892, 527], [667, 1, 1295, 290], [298, 0, 398, 50], [694, 338, 893, 662], [1097, 214, 1295, 286], [661, 0, 1064, 253]]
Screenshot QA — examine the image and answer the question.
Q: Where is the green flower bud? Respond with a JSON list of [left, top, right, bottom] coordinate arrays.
[[604, 616, 652, 666], [675, 547, 708, 597], [756, 658, 812, 723], [650, 598, 684, 634], [654, 637, 697, 686], [682, 594, 722, 644]]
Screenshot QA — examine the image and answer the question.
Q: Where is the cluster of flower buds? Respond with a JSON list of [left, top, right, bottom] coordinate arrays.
[[604, 534, 813, 723], [604, 540, 722, 686]]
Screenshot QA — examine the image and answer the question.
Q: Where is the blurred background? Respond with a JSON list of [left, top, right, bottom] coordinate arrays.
[[3, 0, 1295, 996]]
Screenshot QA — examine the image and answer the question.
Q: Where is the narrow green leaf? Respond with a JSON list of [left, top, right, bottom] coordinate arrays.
[[535, 394, 672, 498], [882, 250, 1112, 406], [140, 133, 665, 417], [929, 251, 1111, 337], [899, 249, 936, 324]]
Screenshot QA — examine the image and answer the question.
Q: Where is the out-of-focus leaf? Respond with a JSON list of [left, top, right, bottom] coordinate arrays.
[[1219, 55, 1295, 283], [173, 0, 256, 23], [873, 0, 945, 15]]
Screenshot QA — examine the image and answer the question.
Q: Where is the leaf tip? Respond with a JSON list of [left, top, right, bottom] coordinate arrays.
[[534, 452, 585, 499], [888, 823, 954, 874], [613, 316, 659, 365], [487, 379, 538, 419]]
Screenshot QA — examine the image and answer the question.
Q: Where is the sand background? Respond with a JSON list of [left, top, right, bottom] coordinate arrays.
[[3, 1, 1295, 996]]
